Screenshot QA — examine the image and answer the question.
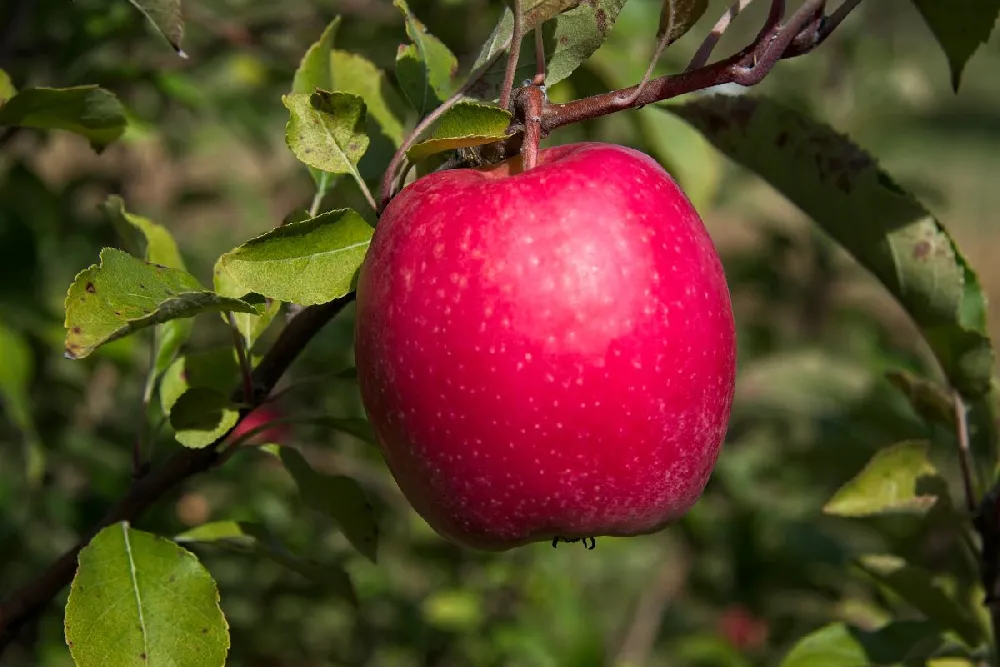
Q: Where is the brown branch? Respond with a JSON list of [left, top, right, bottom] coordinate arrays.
[[0, 294, 356, 654], [498, 0, 525, 111], [686, 0, 763, 72]]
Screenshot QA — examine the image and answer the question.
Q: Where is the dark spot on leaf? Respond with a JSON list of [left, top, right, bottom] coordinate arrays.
[[140, 652, 147, 661], [72, 327, 81, 335], [558, 35, 569, 46], [595, 8, 608, 34], [68, 641, 74, 647], [776, 132, 789, 148], [914, 241, 931, 259], [169, 575, 176, 583], [79, 297, 85, 302], [202, 628, 208, 634], [139, 284, 146, 289], [85, 282, 96, 293]]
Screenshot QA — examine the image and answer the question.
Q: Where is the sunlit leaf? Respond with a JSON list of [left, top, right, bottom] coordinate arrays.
[[65, 522, 229, 667], [0, 69, 16, 103], [671, 96, 994, 399], [0, 86, 126, 151], [280, 447, 379, 561], [64, 248, 262, 360], [824, 441, 940, 517], [910, 0, 999, 91], [856, 555, 985, 646], [214, 209, 373, 307], [407, 101, 512, 161]]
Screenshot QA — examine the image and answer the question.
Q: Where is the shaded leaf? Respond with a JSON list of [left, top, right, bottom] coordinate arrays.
[[214, 209, 373, 307], [0, 86, 126, 151], [65, 522, 229, 667], [63, 248, 261, 360], [0, 320, 43, 484], [292, 17, 340, 96], [781, 621, 944, 667], [215, 261, 281, 351], [393, 0, 457, 115], [658, 0, 708, 42], [128, 0, 186, 55], [283, 91, 369, 200], [407, 101, 511, 162], [280, 447, 379, 561], [824, 441, 940, 517], [856, 555, 985, 646], [886, 369, 955, 428], [910, 0, 999, 91], [160, 348, 241, 415], [331, 49, 405, 146], [671, 96, 994, 399], [169, 387, 239, 449], [506, 0, 583, 30], [175, 521, 358, 605]]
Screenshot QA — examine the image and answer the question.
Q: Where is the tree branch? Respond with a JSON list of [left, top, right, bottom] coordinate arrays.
[[0, 294, 356, 654]]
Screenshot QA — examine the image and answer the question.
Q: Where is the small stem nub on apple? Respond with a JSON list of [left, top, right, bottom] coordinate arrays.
[[516, 84, 546, 171]]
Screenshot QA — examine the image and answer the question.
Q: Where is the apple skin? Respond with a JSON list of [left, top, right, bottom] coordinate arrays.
[[355, 142, 736, 551], [228, 405, 291, 445]]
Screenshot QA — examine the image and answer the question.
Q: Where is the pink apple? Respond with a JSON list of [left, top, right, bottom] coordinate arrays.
[[355, 142, 736, 550]]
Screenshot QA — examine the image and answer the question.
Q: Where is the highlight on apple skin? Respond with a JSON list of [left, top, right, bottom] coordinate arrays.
[[355, 142, 737, 551]]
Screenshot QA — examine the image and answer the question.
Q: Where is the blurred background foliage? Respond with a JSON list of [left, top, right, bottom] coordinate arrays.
[[1, 0, 999, 665]]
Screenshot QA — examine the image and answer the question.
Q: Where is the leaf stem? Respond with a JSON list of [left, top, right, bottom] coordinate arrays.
[[308, 172, 329, 217], [953, 389, 980, 514], [686, 0, 761, 71], [135, 329, 160, 478], [227, 313, 254, 406], [499, 0, 525, 111]]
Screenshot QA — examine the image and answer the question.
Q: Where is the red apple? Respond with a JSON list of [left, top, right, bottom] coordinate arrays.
[[718, 605, 769, 650], [228, 404, 291, 445], [355, 142, 736, 550]]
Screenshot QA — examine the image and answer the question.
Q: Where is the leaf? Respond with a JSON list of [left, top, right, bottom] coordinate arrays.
[[127, 0, 186, 55], [153, 318, 193, 377], [407, 101, 512, 162], [331, 49, 405, 146], [214, 209, 373, 307], [0, 320, 43, 484], [215, 258, 281, 351], [168, 387, 240, 449], [658, 0, 708, 42], [0, 86, 126, 151], [280, 447, 379, 561], [0, 69, 15, 103], [886, 369, 955, 428], [393, 0, 457, 115], [159, 348, 240, 415], [65, 522, 229, 667], [856, 555, 985, 646], [824, 441, 940, 517], [910, 0, 1000, 91], [472, 0, 627, 96], [283, 91, 370, 200], [292, 17, 340, 96], [670, 96, 994, 399], [175, 521, 358, 605], [64, 248, 261, 360], [781, 621, 944, 667]]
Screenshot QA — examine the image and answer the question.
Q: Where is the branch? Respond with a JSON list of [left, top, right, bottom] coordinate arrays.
[[537, 0, 835, 133], [0, 294, 356, 654], [498, 0, 525, 110], [686, 0, 763, 71]]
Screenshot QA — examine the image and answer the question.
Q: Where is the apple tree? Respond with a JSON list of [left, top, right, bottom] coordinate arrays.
[[1, 0, 999, 665]]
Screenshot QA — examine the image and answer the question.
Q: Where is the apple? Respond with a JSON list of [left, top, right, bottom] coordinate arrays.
[[228, 404, 291, 445], [718, 605, 769, 650], [354, 142, 736, 550]]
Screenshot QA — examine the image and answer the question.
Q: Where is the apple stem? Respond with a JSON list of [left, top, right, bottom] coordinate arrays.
[[517, 84, 545, 170]]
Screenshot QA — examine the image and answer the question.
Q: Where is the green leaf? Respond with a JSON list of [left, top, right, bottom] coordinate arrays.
[[64, 248, 262, 360], [65, 522, 229, 667], [781, 621, 944, 667], [331, 49, 405, 146], [168, 387, 239, 449], [0, 86, 127, 151], [0, 320, 43, 484], [159, 348, 240, 415], [658, 0, 708, 42], [824, 441, 940, 517], [153, 318, 193, 377], [505, 0, 584, 30], [407, 101, 512, 162], [393, 0, 457, 115], [472, 0, 627, 95], [856, 555, 985, 646], [214, 209, 373, 307], [283, 91, 370, 201], [670, 96, 994, 399], [292, 17, 340, 96], [910, 0, 999, 91], [175, 521, 358, 605], [0, 69, 15, 103], [280, 447, 379, 561], [127, 0, 186, 55], [886, 369, 955, 428], [214, 259, 281, 351]]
